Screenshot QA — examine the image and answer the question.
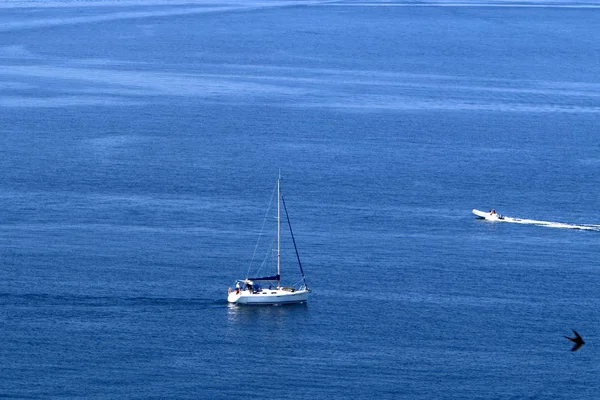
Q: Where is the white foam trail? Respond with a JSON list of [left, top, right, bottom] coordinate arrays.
[[0, 0, 325, 9], [3, 63, 600, 111], [484, 214, 600, 231], [0, 1, 335, 31], [0, 6, 248, 32]]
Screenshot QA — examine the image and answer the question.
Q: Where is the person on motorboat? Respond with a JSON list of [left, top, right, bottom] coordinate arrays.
[[489, 209, 504, 219]]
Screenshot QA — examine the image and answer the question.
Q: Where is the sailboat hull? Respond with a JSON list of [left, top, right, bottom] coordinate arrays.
[[228, 288, 309, 305]]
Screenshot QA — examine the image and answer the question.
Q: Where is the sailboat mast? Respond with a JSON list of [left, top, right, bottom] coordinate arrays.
[[277, 174, 281, 287]]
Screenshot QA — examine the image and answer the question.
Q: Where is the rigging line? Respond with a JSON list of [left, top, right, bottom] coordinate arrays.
[[256, 234, 277, 275], [246, 181, 277, 278], [291, 277, 304, 288], [281, 193, 308, 288]]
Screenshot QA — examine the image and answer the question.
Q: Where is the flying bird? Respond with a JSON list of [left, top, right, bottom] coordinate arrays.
[[565, 329, 585, 352]]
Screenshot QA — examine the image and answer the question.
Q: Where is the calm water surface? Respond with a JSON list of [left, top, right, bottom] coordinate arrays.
[[1, 1, 600, 398]]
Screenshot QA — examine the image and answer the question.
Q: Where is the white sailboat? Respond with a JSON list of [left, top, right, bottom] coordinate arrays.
[[227, 175, 310, 305]]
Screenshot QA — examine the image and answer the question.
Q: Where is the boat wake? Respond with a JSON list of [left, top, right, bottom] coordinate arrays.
[[502, 217, 600, 231], [472, 209, 600, 231]]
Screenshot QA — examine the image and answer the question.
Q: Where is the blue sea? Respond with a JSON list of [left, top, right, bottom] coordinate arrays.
[[2, 0, 600, 398]]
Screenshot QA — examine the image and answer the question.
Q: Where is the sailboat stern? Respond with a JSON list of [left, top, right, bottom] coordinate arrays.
[[227, 287, 242, 303]]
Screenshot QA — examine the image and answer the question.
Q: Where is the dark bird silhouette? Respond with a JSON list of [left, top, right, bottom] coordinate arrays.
[[565, 329, 585, 352]]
